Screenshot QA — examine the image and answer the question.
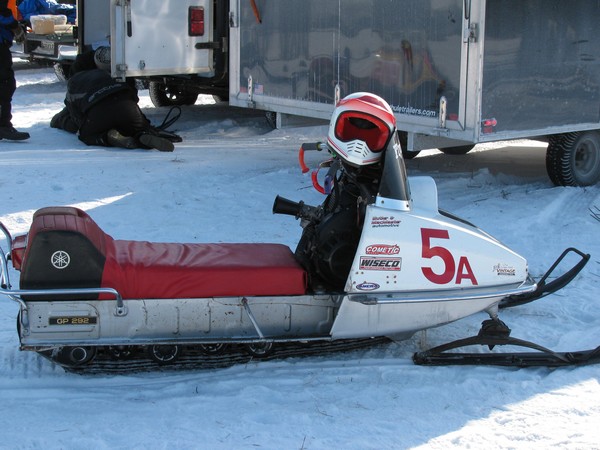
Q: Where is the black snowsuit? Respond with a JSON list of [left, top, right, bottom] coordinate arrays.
[[0, 1, 17, 128], [51, 68, 152, 147]]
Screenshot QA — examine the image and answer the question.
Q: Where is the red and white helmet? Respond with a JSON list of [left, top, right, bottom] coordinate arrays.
[[327, 92, 396, 167]]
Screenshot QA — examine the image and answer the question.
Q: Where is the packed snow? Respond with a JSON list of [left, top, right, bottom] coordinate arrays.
[[1, 63, 599, 450]]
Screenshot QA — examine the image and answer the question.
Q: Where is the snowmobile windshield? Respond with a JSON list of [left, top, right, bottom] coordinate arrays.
[[376, 132, 411, 211]]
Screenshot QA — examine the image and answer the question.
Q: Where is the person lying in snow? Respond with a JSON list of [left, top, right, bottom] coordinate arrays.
[[51, 47, 181, 152]]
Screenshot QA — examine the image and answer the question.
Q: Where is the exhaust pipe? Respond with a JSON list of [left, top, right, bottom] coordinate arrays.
[[273, 196, 304, 216], [273, 196, 319, 220]]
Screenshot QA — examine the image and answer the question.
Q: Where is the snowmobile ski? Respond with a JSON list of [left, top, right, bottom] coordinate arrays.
[[413, 319, 600, 367]]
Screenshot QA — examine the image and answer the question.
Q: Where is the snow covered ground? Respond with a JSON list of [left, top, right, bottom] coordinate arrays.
[[1, 64, 599, 450]]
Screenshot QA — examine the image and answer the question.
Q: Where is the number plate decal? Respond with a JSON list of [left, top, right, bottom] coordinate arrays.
[[49, 316, 98, 326]]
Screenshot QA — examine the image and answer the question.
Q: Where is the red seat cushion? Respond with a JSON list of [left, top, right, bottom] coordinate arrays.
[[101, 241, 307, 299], [19, 207, 307, 299]]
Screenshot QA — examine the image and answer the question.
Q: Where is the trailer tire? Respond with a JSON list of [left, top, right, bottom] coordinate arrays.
[[546, 132, 600, 186], [398, 131, 420, 159], [53, 63, 71, 82], [440, 144, 475, 155], [148, 81, 198, 107], [545, 135, 567, 186]]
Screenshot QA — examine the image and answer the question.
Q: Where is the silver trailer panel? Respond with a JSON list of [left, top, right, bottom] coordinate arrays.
[[230, 1, 600, 148]]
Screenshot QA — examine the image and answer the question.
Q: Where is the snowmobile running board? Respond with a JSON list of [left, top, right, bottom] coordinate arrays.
[[413, 319, 600, 367]]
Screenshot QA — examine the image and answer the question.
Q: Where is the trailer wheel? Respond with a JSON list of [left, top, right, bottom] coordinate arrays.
[[148, 81, 198, 107], [546, 131, 600, 186], [147, 345, 182, 365], [53, 63, 72, 82], [398, 131, 420, 160], [440, 144, 475, 155], [545, 135, 567, 186]]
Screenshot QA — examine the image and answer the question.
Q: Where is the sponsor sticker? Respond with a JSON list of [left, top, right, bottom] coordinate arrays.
[[493, 263, 516, 276], [365, 244, 400, 255], [371, 216, 401, 228], [356, 282, 380, 291], [360, 257, 402, 271]]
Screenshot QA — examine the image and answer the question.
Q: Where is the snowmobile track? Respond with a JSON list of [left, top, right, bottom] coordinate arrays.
[[52, 338, 392, 375]]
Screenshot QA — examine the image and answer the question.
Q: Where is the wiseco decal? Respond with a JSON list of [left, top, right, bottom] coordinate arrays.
[[360, 257, 402, 271]]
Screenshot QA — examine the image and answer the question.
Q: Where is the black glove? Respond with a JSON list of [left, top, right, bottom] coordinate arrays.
[[12, 24, 25, 43]]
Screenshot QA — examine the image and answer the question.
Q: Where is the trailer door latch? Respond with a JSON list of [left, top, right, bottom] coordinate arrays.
[[464, 23, 478, 43]]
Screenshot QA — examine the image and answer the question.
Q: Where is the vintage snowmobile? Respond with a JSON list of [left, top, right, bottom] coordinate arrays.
[[0, 93, 597, 371]]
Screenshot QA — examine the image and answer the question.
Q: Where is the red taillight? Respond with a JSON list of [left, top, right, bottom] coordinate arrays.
[[189, 7, 205, 36], [481, 117, 498, 134]]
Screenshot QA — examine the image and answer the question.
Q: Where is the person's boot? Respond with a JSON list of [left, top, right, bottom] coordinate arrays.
[[138, 132, 175, 152], [0, 126, 30, 141], [106, 129, 138, 149]]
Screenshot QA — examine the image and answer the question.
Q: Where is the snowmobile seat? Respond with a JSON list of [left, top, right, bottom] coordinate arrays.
[[16, 207, 307, 300], [17, 206, 114, 299]]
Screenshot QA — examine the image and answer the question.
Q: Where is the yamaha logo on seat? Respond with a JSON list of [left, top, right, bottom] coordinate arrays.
[[51, 250, 70, 269]]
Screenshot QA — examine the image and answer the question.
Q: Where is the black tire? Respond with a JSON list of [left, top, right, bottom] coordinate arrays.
[[53, 63, 71, 82], [148, 81, 199, 107], [265, 111, 277, 129], [546, 132, 600, 186], [440, 144, 475, 155], [147, 345, 182, 365], [245, 342, 274, 358], [545, 134, 567, 186], [402, 149, 421, 160], [398, 131, 421, 159]]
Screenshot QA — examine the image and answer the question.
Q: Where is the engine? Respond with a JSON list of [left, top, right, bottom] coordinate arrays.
[[274, 163, 380, 292]]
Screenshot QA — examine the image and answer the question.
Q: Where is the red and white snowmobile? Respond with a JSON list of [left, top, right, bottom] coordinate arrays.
[[0, 93, 596, 370]]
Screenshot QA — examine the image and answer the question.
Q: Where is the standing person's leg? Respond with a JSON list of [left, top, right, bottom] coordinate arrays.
[[0, 43, 29, 140]]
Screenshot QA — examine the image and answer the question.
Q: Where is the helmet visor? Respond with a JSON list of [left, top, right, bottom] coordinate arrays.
[[334, 111, 391, 153]]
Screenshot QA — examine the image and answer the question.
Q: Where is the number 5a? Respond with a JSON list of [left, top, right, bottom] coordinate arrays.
[[420, 228, 478, 285]]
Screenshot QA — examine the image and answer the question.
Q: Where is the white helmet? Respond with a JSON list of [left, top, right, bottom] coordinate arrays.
[[327, 92, 396, 167], [93, 46, 111, 71]]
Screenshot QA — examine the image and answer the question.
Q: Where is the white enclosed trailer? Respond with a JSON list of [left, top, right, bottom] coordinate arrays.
[[14, 0, 229, 105], [228, 0, 600, 186]]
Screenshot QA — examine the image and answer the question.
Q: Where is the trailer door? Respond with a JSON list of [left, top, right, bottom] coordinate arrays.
[[231, 0, 473, 138], [111, 0, 214, 79]]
